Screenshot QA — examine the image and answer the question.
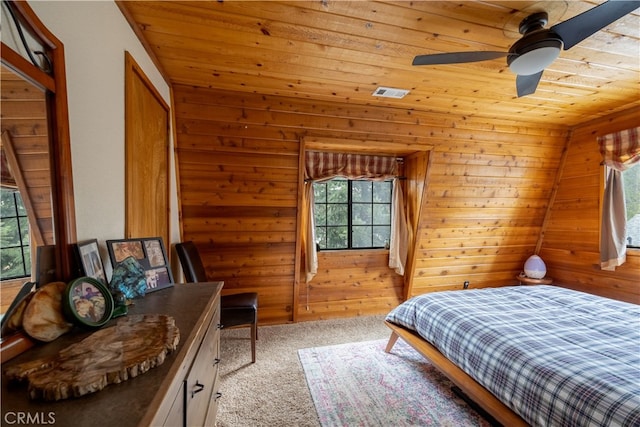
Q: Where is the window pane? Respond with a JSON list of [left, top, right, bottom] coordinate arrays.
[[15, 192, 27, 216], [1, 189, 17, 216], [0, 247, 27, 279], [1, 217, 21, 246], [373, 181, 392, 203], [327, 180, 347, 203], [314, 204, 327, 226], [373, 225, 391, 247], [313, 182, 327, 203], [315, 227, 327, 249], [23, 246, 31, 274], [352, 225, 372, 248], [19, 217, 30, 245], [327, 226, 347, 249], [1, 188, 31, 278], [623, 166, 640, 247], [373, 203, 390, 224], [352, 204, 372, 225], [327, 205, 347, 225], [352, 181, 372, 203]]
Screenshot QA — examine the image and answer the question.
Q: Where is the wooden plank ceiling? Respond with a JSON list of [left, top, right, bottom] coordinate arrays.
[[118, 1, 639, 127]]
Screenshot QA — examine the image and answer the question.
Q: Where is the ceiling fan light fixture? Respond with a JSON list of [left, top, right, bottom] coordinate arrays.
[[509, 45, 561, 75], [507, 33, 563, 76]]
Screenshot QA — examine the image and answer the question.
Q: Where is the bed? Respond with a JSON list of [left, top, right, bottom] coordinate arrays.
[[384, 285, 640, 427]]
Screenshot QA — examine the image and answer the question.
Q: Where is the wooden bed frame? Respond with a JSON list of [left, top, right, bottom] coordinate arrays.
[[384, 320, 528, 427]]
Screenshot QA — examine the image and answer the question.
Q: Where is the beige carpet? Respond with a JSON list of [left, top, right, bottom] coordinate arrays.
[[215, 315, 390, 427]]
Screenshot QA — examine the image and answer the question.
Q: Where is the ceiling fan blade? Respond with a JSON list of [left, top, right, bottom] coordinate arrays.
[[412, 51, 508, 66], [551, 0, 640, 50], [516, 72, 543, 97]]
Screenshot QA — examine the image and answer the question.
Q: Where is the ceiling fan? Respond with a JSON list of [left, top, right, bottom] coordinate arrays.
[[412, 1, 640, 97]]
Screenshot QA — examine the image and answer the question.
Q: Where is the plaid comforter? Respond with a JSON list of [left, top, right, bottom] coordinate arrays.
[[385, 285, 640, 426]]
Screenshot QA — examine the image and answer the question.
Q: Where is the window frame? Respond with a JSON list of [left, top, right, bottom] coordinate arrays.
[[313, 178, 393, 251]]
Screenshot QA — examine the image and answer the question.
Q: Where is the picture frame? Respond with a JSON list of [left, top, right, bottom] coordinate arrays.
[[106, 237, 174, 292], [74, 239, 107, 285], [62, 277, 114, 329]]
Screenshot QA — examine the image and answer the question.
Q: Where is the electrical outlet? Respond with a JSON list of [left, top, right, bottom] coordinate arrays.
[[463, 281, 469, 289]]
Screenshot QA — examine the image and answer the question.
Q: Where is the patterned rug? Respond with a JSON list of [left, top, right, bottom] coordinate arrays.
[[298, 338, 492, 427]]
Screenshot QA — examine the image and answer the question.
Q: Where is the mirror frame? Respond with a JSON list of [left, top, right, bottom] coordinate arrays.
[[1, 1, 77, 358]]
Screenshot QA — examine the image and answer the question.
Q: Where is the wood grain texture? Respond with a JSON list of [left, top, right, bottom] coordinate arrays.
[[4, 314, 180, 401], [118, 1, 640, 127]]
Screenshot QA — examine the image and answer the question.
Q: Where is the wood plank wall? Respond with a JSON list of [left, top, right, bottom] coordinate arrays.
[[539, 106, 640, 304], [173, 84, 572, 324], [409, 136, 568, 296], [298, 250, 404, 321]]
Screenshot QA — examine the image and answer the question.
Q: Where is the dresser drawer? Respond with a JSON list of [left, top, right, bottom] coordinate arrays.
[[162, 381, 185, 427], [184, 304, 221, 426], [204, 337, 222, 425]]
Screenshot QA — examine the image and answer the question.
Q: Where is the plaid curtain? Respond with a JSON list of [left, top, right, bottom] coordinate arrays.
[[598, 126, 640, 171], [598, 127, 639, 270], [305, 151, 398, 181]]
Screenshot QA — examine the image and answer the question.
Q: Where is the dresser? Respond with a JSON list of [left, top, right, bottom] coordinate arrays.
[[1, 282, 223, 427]]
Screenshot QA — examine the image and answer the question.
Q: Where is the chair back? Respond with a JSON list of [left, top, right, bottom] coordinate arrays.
[[175, 241, 208, 282]]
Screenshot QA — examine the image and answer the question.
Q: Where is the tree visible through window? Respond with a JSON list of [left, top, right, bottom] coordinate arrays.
[[313, 178, 392, 250], [622, 165, 640, 248], [0, 187, 31, 279]]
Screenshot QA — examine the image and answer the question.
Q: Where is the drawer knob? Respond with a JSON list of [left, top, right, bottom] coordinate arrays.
[[191, 381, 205, 398]]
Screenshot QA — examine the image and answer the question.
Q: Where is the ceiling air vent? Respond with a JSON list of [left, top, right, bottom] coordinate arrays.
[[372, 87, 410, 99]]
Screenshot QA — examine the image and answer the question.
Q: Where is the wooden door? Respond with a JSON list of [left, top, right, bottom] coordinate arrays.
[[124, 52, 170, 246]]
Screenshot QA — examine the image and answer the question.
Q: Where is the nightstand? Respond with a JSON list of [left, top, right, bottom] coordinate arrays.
[[517, 275, 553, 285]]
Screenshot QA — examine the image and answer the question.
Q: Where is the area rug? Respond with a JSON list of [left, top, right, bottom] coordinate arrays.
[[298, 339, 492, 427]]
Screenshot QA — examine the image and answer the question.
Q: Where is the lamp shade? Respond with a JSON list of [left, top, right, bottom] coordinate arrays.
[[524, 255, 547, 279]]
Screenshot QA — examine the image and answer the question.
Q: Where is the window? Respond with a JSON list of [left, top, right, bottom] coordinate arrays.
[[313, 178, 392, 250], [0, 187, 31, 279], [622, 165, 640, 248]]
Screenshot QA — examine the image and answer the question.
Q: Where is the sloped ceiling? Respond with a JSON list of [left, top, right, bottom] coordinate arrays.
[[118, 1, 639, 127]]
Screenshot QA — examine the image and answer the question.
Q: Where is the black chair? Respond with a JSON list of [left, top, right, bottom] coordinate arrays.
[[175, 241, 258, 363]]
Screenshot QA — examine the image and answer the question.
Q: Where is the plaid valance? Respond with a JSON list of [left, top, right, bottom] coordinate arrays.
[[305, 151, 398, 181], [598, 126, 640, 171], [0, 147, 17, 187]]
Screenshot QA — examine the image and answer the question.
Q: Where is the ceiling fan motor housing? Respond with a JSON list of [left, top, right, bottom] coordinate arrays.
[[507, 14, 563, 76]]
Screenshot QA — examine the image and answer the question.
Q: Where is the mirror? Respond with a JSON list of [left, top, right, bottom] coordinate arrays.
[[1, 64, 55, 314], [0, 1, 76, 347]]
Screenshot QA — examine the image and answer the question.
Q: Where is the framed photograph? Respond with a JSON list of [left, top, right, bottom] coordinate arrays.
[[62, 277, 114, 329], [74, 239, 107, 285], [106, 237, 174, 292]]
